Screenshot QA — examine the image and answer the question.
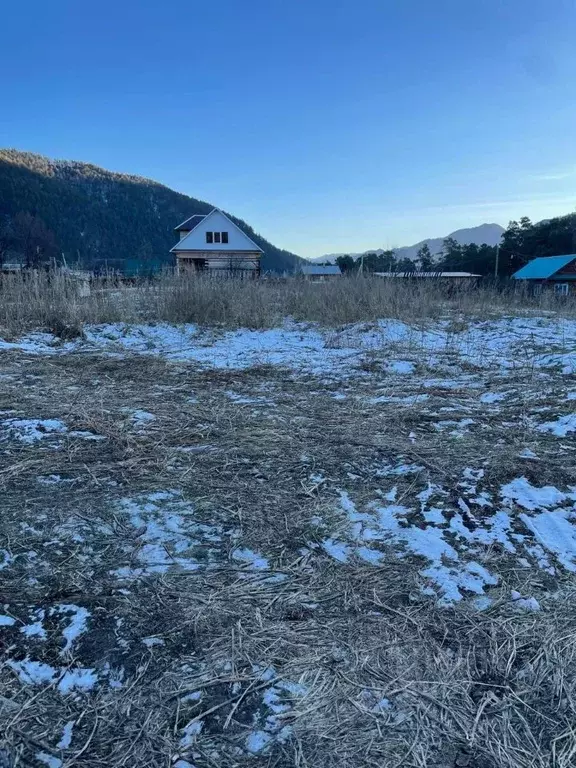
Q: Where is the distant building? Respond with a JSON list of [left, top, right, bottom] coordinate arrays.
[[512, 255, 576, 295], [376, 271, 481, 280], [171, 209, 263, 277], [0, 252, 25, 274], [301, 265, 342, 282]]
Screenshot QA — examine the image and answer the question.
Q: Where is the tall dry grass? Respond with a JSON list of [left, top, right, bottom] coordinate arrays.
[[0, 270, 573, 337]]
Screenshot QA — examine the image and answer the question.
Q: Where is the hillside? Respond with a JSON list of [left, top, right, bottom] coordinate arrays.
[[0, 149, 302, 274], [317, 223, 505, 263]]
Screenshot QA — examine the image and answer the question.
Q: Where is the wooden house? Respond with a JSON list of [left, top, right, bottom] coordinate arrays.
[[512, 255, 576, 295], [171, 209, 263, 277]]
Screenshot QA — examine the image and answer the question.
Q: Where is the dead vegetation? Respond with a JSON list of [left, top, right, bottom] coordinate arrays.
[[0, 329, 575, 767], [0, 270, 574, 337]]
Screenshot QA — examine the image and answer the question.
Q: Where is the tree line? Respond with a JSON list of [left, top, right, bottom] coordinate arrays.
[[1, 148, 575, 278], [0, 149, 302, 275], [333, 213, 576, 278]]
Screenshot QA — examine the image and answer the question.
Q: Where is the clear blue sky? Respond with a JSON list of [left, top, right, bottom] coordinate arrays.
[[1, 0, 576, 258]]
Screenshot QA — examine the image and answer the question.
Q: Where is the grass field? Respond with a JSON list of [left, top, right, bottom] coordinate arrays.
[[1, 277, 576, 767]]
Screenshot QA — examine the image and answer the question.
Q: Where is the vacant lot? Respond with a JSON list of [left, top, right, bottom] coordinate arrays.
[[1, 308, 576, 767]]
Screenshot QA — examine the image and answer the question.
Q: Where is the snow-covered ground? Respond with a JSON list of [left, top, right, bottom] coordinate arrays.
[[2, 314, 576, 376], [1, 313, 575, 766]]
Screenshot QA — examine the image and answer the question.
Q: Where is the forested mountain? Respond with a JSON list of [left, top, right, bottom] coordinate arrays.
[[332, 214, 576, 277], [317, 223, 504, 264], [0, 149, 302, 274]]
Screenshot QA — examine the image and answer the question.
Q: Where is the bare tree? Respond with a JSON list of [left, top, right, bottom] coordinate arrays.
[[0, 216, 14, 266], [11, 212, 58, 268], [226, 254, 246, 278]]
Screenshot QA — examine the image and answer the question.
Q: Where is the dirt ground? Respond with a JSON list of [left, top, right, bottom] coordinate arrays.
[[1, 333, 576, 767]]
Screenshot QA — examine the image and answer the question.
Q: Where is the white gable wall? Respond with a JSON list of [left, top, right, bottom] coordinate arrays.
[[173, 210, 262, 252]]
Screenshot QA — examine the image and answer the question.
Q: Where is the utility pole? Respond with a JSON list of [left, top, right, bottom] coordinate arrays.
[[494, 245, 500, 278]]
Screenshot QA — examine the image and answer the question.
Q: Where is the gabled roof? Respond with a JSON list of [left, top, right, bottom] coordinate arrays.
[[174, 214, 206, 232], [512, 254, 576, 279], [302, 265, 341, 276], [171, 209, 264, 253]]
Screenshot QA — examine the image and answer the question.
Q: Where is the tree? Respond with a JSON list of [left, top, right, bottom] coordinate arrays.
[[335, 254, 356, 273], [359, 250, 397, 274], [378, 249, 396, 272], [416, 243, 434, 271], [396, 257, 415, 272], [500, 218, 536, 275], [0, 216, 14, 266], [10, 212, 58, 268], [361, 253, 380, 273], [440, 237, 462, 268]]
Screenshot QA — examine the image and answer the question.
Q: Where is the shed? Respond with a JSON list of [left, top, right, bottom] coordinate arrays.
[[301, 265, 342, 282]]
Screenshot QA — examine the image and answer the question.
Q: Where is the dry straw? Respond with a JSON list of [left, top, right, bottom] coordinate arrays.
[[0, 270, 573, 337]]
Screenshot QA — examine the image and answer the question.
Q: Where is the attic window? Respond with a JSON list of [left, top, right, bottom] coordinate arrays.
[[206, 232, 213, 244], [222, 232, 229, 244], [214, 232, 221, 243]]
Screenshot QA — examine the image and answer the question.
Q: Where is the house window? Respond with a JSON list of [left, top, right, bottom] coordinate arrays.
[[214, 232, 221, 243], [222, 232, 229, 244], [206, 232, 213, 244], [554, 283, 569, 296]]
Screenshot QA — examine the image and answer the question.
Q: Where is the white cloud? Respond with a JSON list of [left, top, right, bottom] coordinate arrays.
[[529, 167, 576, 182]]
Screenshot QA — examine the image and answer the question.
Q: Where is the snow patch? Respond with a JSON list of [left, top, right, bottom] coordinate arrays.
[[57, 604, 90, 654], [21, 609, 46, 639], [114, 491, 222, 577], [537, 414, 576, 437], [519, 448, 539, 460], [501, 477, 571, 511], [246, 730, 272, 753], [36, 753, 62, 768], [480, 392, 505, 404], [322, 539, 350, 563], [232, 547, 269, 570], [57, 721, 75, 749], [37, 474, 75, 485], [123, 408, 156, 425], [8, 659, 98, 693], [385, 360, 415, 375], [7, 659, 56, 685], [2, 418, 67, 443], [325, 492, 507, 603], [58, 668, 98, 694], [520, 510, 576, 572], [142, 636, 165, 647], [511, 590, 540, 611], [180, 720, 203, 747]]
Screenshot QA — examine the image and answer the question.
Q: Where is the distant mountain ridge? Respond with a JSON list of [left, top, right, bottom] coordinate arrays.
[[0, 149, 302, 274], [315, 223, 505, 264]]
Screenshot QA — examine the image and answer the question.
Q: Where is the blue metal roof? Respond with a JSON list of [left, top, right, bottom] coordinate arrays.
[[513, 254, 576, 279], [302, 265, 341, 276]]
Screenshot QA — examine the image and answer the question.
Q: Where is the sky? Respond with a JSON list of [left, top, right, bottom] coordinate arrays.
[[1, 0, 576, 258]]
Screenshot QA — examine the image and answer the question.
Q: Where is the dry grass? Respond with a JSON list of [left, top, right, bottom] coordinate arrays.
[[0, 270, 574, 337], [0, 333, 575, 766]]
